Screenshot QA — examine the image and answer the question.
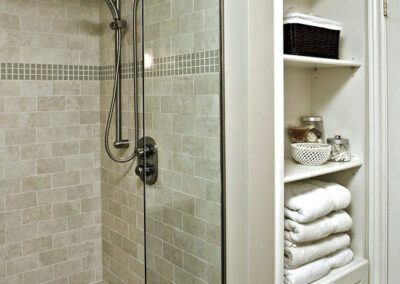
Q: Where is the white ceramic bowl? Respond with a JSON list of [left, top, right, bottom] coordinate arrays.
[[291, 143, 332, 166]]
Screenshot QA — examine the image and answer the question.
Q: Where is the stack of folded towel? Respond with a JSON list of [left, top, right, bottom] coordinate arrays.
[[284, 180, 354, 284]]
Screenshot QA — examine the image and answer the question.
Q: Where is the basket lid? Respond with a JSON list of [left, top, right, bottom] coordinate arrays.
[[284, 13, 342, 31]]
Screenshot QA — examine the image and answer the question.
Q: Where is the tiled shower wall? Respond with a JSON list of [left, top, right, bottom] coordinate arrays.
[[100, 0, 222, 283], [0, 1, 103, 283], [99, 1, 146, 283], [0, 0, 221, 283]]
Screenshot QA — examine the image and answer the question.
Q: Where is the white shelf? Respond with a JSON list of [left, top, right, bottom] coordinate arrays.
[[284, 158, 363, 183], [284, 54, 362, 69], [313, 258, 368, 284]]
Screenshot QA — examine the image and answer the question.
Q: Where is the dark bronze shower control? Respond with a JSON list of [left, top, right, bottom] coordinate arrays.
[[137, 143, 156, 157], [135, 164, 154, 177], [135, 137, 158, 185]]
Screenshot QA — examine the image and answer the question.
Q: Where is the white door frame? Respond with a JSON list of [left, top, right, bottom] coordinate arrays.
[[368, 0, 388, 283]]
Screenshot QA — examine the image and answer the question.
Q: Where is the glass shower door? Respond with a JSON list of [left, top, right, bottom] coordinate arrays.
[[142, 1, 224, 283]]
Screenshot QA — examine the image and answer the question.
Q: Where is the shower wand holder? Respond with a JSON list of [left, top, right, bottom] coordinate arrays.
[[114, 139, 130, 149], [110, 19, 127, 30]]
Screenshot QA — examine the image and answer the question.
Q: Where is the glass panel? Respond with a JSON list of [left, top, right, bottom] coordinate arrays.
[[100, 0, 146, 283], [100, 0, 223, 283], [142, 0, 223, 283]]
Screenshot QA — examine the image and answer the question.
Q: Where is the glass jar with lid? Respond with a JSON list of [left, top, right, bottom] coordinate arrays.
[[301, 116, 325, 143], [327, 135, 351, 162]]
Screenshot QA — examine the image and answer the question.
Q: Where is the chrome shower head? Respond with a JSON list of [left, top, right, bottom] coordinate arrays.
[[104, 0, 120, 20]]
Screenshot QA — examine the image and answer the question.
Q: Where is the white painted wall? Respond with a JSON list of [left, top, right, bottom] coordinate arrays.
[[224, 0, 249, 282], [387, 1, 400, 282], [224, 0, 278, 283]]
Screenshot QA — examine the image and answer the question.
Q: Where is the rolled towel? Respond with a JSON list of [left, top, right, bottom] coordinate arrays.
[[284, 233, 350, 269], [285, 210, 353, 244], [284, 248, 354, 284], [285, 180, 351, 223]]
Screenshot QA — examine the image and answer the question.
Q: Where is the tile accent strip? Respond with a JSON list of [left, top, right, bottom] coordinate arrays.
[[0, 50, 220, 81], [0, 63, 100, 81], [100, 49, 221, 80]]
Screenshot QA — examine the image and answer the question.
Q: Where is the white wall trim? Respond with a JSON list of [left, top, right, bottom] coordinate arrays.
[[225, 1, 282, 283], [368, 0, 388, 282], [247, 1, 277, 283], [274, 0, 284, 283], [224, 0, 250, 283]]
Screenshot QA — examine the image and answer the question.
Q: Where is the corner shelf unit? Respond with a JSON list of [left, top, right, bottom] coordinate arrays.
[[284, 158, 363, 183]]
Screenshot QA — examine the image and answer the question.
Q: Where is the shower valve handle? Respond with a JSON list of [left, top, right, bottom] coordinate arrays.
[[137, 144, 156, 157], [135, 164, 154, 178]]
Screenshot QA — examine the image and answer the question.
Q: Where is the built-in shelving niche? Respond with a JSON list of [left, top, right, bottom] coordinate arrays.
[[282, 0, 369, 283]]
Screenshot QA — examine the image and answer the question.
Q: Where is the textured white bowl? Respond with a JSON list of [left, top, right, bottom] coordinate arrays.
[[291, 143, 332, 166]]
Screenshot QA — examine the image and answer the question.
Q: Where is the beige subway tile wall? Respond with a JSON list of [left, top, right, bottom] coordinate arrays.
[[100, 2, 146, 283], [100, 0, 222, 283], [0, 0, 221, 283], [143, 1, 222, 282], [0, 1, 103, 283]]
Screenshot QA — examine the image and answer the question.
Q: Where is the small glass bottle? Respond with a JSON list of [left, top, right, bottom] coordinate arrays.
[[301, 116, 325, 143], [327, 135, 351, 162]]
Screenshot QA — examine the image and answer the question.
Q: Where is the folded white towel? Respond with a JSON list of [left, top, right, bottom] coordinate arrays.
[[285, 180, 351, 223], [309, 180, 352, 210], [285, 210, 353, 244], [284, 233, 350, 268], [284, 248, 354, 284]]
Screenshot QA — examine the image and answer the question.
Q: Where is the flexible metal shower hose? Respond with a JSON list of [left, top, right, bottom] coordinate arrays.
[[104, 0, 140, 163]]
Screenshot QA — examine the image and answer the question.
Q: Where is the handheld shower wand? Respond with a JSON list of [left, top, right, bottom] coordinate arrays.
[[103, 0, 140, 163], [104, 0, 119, 20], [103, 0, 158, 186]]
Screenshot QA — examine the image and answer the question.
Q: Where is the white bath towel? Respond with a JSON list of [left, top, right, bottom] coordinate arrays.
[[284, 248, 354, 284], [284, 233, 350, 269], [285, 210, 353, 244], [285, 180, 351, 223], [309, 180, 352, 210]]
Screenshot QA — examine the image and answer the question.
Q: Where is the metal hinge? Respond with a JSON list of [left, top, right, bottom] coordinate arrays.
[[384, 0, 388, 17]]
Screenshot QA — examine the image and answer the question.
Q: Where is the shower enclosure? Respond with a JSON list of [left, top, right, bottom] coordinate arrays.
[[0, 0, 223, 283], [100, 0, 224, 283]]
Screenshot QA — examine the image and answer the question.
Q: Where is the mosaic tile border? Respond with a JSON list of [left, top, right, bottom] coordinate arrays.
[[0, 50, 220, 81], [0, 63, 100, 81], [101, 49, 220, 80], [147, 49, 220, 77]]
